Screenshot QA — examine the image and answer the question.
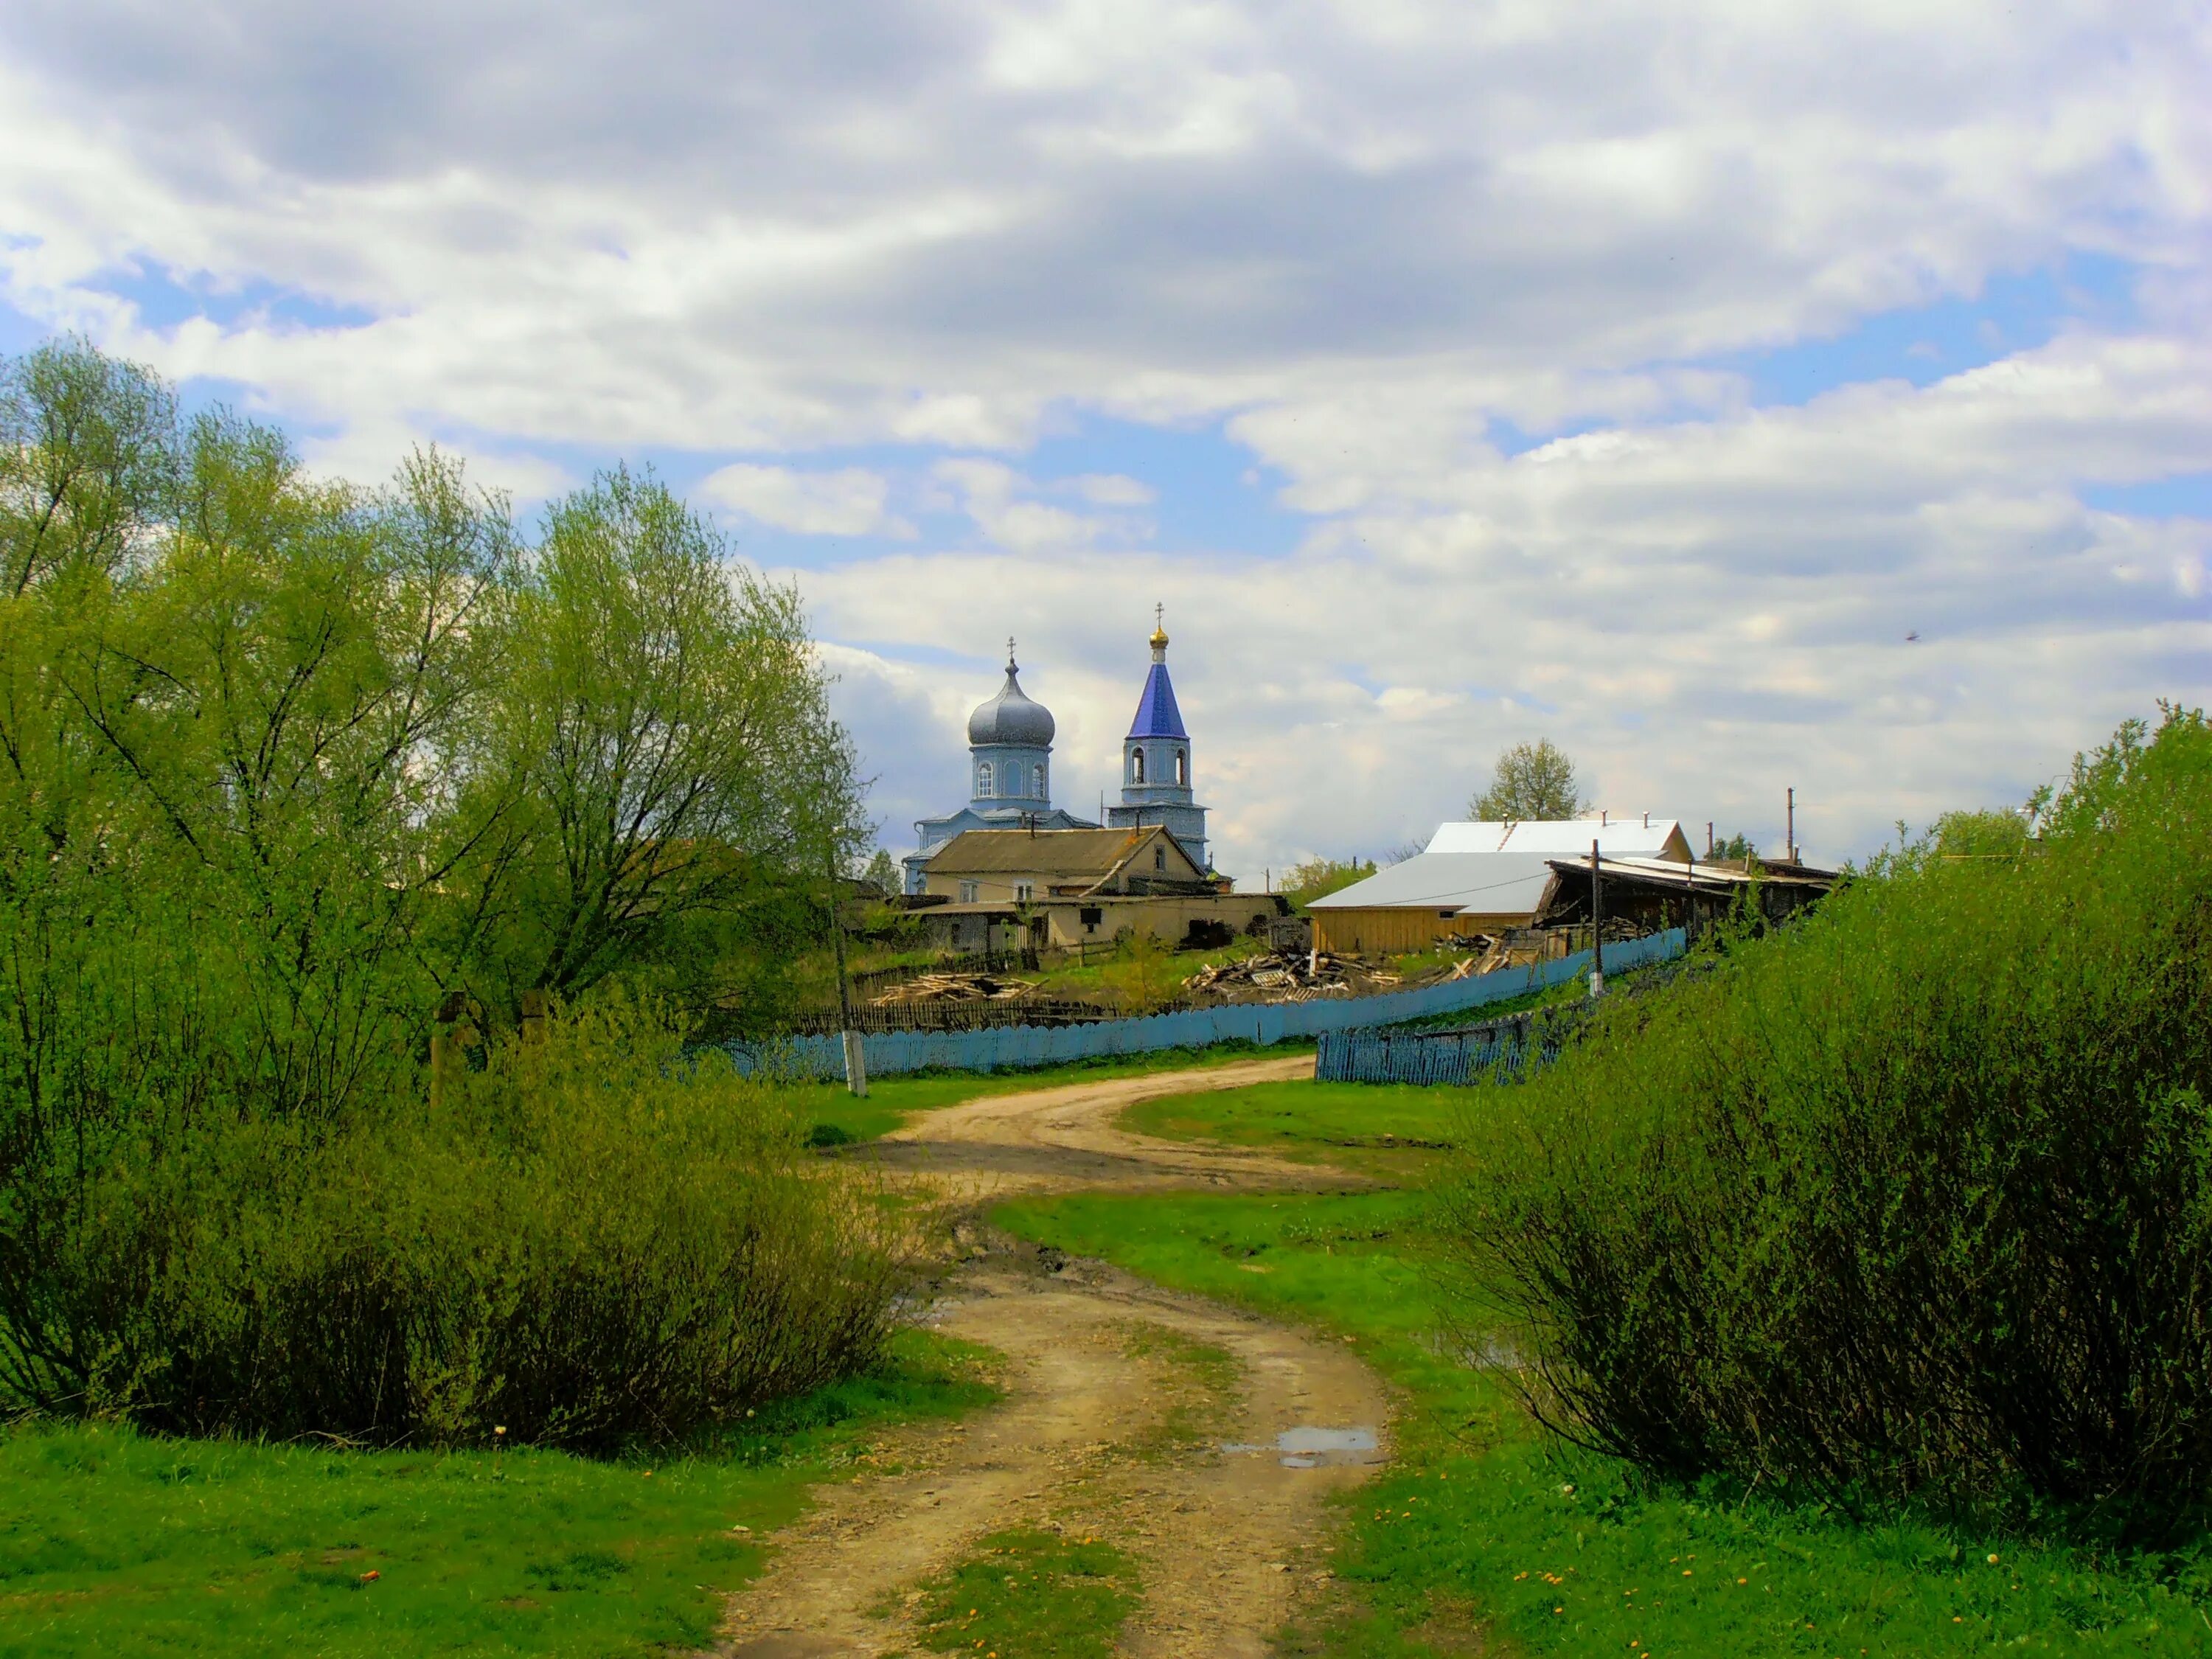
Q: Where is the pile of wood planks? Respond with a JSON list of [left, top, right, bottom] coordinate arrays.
[[869, 972, 1035, 1006]]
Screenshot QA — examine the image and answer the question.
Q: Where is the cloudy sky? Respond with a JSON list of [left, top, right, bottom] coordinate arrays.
[[4, 0, 2206, 877]]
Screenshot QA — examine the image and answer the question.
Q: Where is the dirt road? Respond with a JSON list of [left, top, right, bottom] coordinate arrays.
[[717, 1055, 1391, 1658]]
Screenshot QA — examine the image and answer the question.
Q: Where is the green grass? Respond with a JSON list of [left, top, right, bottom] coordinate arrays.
[[993, 1186, 2212, 1655], [0, 1330, 1001, 1659], [902, 1528, 1139, 1659], [1120, 1079, 1468, 1154], [799, 1040, 1316, 1147]]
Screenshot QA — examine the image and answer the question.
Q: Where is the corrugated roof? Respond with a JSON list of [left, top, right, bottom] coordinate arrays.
[[1305, 850, 1563, 915], [1427, 818, 1686, 857], [928, 825, 1199, 880]]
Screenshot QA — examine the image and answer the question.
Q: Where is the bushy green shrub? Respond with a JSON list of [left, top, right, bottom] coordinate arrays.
[[1438, 708, 2212, 1519], [0, 999, 899, 1450]]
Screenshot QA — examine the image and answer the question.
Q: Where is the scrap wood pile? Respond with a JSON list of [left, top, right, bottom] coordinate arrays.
[[869, 971, 1035, 1006], [1181, 950, 1374, 1001]]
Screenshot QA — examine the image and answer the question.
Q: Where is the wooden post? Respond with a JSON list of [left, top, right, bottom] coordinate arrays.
[[827, 839, 866, 1098], [1588, 838, 1605, 998]]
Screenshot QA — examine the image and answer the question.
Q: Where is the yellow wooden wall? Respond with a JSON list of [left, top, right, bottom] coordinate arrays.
[[1310, 908, 1536, 956]]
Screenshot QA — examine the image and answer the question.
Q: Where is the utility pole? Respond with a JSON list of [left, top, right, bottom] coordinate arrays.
[[1588, 838, 1605, 998], [1787, 787, 1796, 864], [826, 834, 866, 1098]]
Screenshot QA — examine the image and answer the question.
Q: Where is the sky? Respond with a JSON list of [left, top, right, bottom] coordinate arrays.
[[2, 0, 2206, 880]]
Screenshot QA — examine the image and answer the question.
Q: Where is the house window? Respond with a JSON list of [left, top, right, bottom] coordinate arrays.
[[959, 880, 979, 902], [1032, 763, 1046, 798], [1130, 749, 1144, 784], [1079, 905, 1102, 932], [1015, 882, 1034, 902], [1154, 846, 1166, 872], [1175, 749, 1187, 785], [977, 761, 992, 796]]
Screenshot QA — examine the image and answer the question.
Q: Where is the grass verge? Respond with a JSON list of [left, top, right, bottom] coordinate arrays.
[[993, 1186, 2212, 1655], [902, 1528, 1139, 1659], [0, 1330, 1001, 1659], [1119, 1079, 1467, 1156]]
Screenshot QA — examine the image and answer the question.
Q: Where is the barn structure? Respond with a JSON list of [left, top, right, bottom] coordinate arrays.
[[1305, 816, 1693, 955]]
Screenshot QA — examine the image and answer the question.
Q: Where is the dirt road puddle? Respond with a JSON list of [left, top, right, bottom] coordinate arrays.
[[1222, 1425, 1382, 1468]]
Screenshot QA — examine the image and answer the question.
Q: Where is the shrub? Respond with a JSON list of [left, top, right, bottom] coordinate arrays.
[[1437, 708, 2212, 1520], [0, 998, 900, 1450]]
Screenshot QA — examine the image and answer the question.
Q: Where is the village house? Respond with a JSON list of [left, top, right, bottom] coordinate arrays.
[[914, 824, 1283, 953]]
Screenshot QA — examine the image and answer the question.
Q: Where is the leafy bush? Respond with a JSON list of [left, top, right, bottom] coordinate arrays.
[[1438, 707, 2212, 1520], [0, 999, 899, 1450]]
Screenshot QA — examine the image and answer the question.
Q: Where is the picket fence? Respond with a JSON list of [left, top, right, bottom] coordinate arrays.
[[728, 928, 1686, 1081]]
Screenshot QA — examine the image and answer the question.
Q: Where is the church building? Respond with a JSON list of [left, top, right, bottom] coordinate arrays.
[[902, 614, 1217, 894], [902, 641, 1098, 895]]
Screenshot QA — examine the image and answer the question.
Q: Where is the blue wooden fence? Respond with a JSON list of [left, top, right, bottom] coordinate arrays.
[[728, 928, 1686, 1080], [1316, 928, 1690, 1085]]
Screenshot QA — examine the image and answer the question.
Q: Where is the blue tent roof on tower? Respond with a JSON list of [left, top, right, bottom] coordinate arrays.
[[1128, 661, 1186, 739]]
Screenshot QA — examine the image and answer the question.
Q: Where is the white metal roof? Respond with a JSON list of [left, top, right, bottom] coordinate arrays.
[[1304, 851, 1563, 917], [1426, 818, 1686, 858]]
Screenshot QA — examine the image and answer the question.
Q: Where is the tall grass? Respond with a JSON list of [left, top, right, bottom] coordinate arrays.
[[0, 999, 899, 1450], [1437, 709, 2212, 1522]]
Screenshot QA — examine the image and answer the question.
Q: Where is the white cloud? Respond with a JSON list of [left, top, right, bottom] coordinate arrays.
[[698, 463, 914, 537]]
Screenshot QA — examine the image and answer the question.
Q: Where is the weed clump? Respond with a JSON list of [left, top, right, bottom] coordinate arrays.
[[1439, 706, 2212, 1522]]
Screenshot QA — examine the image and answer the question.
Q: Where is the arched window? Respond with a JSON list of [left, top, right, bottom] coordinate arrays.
[[1175, 748, 1187, 786], [977, 761, 992, 796], [1032, 764, 1046, 799], [1130, 749, 1145, 785]]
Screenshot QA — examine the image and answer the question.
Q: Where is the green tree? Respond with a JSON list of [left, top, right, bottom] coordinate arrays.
[[1470, 738, 1587, 821], [860, 848, 901, 897], [1281, 856, 1375, 910], [460, 466, 861, 1015], [1929, 809, 2029, 858]]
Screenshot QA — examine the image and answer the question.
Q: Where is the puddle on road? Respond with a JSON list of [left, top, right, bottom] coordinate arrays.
[[1222, 1427, 1380, 1468]]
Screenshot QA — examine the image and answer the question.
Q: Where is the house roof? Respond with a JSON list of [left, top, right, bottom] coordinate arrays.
[[927, 825, 1201, 883], [1426, 818, 1690, 858], [1304, 851, 1565, 917]]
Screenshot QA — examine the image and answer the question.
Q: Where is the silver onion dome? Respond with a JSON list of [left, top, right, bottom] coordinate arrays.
[[967, 645, 1056, 748]]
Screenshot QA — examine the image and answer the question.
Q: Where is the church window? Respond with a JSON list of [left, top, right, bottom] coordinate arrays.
[[1175, 748, 1187, 786], [1130, 749, 1144, 785], [977, 761, 992, 796], [1032, 764, 1046, 798]]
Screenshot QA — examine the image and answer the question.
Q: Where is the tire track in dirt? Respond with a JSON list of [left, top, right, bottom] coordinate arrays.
[[715, 1054, 1393, 1658]]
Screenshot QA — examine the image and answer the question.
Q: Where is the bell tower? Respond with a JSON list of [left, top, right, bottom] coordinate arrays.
[[1105, 606, 1209, 871]]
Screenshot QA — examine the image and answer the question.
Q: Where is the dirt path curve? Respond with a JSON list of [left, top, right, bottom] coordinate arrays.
[[716, 1054, 1392, 1658], [867, 1052, 1332, 1202]]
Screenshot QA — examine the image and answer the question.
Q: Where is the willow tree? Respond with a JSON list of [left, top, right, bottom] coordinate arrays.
[[456, 466, 861, 1020]]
